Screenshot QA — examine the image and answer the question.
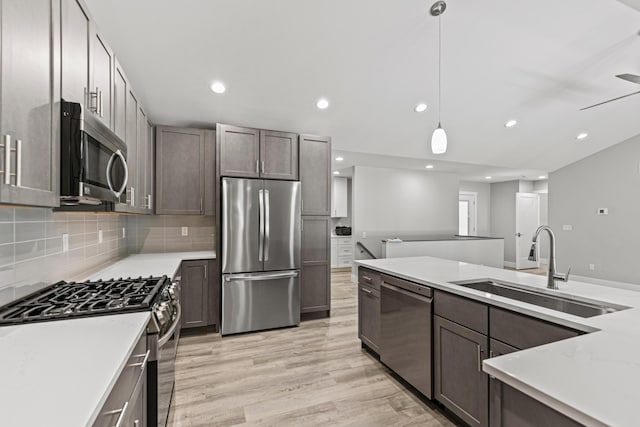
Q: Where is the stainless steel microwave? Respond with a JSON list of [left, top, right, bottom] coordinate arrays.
[[60, 100, 128, 206]]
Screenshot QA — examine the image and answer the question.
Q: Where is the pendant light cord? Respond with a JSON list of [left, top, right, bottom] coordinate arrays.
[[438, 13, 442, 125]]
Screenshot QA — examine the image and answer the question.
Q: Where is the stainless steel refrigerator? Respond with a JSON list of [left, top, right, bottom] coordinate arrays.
[[221, 177, 301, 335]]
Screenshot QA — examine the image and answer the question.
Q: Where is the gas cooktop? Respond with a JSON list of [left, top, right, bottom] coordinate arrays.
[[0, 276, 169, 326]]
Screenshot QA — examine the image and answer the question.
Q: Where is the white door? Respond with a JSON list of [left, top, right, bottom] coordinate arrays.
[[515, 192, 540, 269], [458, 192, 477, 236]]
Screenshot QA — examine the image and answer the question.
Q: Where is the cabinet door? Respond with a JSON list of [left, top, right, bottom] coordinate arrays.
[[434, 315, 489, 427], [113, 60, 127, 141], [0, 0, 60, 207], [203, 130, 216, 215], [300, 134, 331, 215], [332, 177, 348, 217], [61, 0, 90, 107], [155, 126, 205, 214], [136, 107, 147, 210], [181, 260, 209, 329], [90, 28, 113, 128], [218, 124, 259, 178], [301, 216, 330, 313], [259, 130, 298, 180], [124, 90, 138, 209], [358, 284, 380, 352], [330, 238, 338, 267], [144, 120, 154, 212]]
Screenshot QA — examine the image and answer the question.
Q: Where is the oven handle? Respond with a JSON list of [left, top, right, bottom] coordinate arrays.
[[106, 149, 129, 199], [158, 304, 181, 348]]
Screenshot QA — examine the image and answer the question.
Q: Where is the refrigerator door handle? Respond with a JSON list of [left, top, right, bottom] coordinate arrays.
[[258, 189, 265, 262], [225, 271, 299, 281], [264, 189, 270, 261]]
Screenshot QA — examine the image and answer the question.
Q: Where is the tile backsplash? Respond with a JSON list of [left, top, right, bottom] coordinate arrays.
[[0, 208, 127, 306], [127, 215, 215, 254]]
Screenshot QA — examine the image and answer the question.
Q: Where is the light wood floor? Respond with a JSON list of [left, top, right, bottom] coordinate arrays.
[[167, 270, 459, 427]]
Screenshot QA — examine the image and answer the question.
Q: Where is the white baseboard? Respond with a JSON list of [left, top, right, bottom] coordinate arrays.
[[503, 261, 516, 268], [571, 274, 640, 291], [540, 258, 549, 264]]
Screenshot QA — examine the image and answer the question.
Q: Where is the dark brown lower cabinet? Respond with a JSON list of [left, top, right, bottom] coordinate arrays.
[[434, 315, 489, 427], [180, 259, 219, 330], [358, 283, 380, 352]]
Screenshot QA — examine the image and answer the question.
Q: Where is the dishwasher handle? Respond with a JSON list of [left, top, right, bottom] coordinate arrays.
[[381, 282, 433, 303]]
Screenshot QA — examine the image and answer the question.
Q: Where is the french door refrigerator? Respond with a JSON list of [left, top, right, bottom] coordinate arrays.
[[221, 177, 301, 335]]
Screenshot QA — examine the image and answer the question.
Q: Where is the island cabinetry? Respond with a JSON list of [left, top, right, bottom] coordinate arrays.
[[357, 267, 381, 352], [434, 290, 489, 427]]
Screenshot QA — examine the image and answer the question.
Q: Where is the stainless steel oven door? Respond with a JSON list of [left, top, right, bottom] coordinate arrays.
[[155, 304, 181, 427]]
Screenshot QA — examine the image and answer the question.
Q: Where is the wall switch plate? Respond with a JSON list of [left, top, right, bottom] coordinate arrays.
[[181, 226, 189, 236], [361, 231, 367, 238], [589, 263, 595, 271], [98, 229, 103, 243], [562, 225, 573, 231], [62, 234, 69, 252], [597, 208, 608, 215], [122, 227, 126, 239]]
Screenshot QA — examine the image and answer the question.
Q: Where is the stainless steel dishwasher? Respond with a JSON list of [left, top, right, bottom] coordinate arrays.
[[380, 274, 433, 399]]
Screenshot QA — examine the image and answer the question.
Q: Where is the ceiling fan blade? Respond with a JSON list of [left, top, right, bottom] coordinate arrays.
[[580, 90, 640, 111], [616, 74, 640, 85]]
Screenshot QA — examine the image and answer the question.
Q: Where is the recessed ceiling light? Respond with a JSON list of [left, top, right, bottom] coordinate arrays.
[[415, 103, 428, 113], [316, 98, 329, 109], [504, 119, 517, 128], [335, 156, 344, 162], [210, 81, 226, 94], [425, 164, 434, 169], [576, 132, 588, 140], [485, 176, 492, 180], [538, 175, 546, 179], [333, 171, 340, 175]]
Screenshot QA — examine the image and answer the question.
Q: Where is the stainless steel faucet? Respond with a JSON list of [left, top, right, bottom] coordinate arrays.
[[528, 225, 571, 290]]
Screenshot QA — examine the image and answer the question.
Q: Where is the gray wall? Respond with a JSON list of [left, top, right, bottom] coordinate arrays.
[[0, 209, 127, 306], [459, 181, 491, 236], [490, 181, 519, 263], [352, 165, 459, 259], [127, 215, 215, 253], [549, 134, 640, 285]]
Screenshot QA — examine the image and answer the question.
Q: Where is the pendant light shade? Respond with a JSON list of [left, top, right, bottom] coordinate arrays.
[[430, 1, 447, 154], [431, 124, 447, 154]]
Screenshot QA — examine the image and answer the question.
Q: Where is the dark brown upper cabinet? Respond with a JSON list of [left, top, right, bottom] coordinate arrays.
[[218, 124, 299, 180], [299, 134, 331, 215]]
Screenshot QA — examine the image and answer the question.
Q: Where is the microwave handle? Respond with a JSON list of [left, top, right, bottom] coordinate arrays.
[[106, 149, 129, 198]]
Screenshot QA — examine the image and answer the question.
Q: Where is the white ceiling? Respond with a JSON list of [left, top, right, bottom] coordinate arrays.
[[86, 0, 640, 178]]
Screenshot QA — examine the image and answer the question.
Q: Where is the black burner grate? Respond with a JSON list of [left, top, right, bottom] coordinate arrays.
[[0, 276, 168, 326]]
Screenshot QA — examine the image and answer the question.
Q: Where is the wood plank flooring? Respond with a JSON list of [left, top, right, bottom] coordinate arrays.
[[167, 270, 459, 427]]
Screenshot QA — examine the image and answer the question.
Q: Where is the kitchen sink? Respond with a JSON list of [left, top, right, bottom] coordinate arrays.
[[449, 279, 630, 318]]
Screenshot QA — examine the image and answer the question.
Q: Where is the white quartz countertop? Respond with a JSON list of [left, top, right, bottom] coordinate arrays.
[[355, 256, 640, 427], [0, 312, 150, 427], [87, 250, 216, 281]]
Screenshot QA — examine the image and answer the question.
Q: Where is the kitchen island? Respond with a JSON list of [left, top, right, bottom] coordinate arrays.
[[356, 256, 640, 427]]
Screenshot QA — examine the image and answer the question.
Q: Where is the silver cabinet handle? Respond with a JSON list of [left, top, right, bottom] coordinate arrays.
[[128, 350, 150, 371], [147, 194, 152, 210], [264, 189, 270, 262], [490, 350, 495, 358], [203, 264, 207, 279], [200, 198, 203, 213], [98, 88, 104, 117], [362, 275, 372, 283], [261, 160, 265, 174], [361, 287, 373, 295], [258, 189, 264, 262], [134, 421, 140, 427], [103, 400, 128, 427], [3, 135, 10, 185], [15, 139, 21, 187], [255, 159, 259, 174], [130, 187, 135, 207], [477, 345, 483, 373], [89, 89, 99, 113]]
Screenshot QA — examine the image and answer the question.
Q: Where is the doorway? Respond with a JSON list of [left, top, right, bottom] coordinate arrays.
[[458, 192, 477, 236], [515, 192, 540, 269]]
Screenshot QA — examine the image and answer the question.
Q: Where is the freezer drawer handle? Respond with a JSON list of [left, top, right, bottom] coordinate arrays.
[[225, 272, 299, 282]]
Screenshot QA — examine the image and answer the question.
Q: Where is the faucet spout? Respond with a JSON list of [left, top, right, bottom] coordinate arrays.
[[530, 226, 570, 289]]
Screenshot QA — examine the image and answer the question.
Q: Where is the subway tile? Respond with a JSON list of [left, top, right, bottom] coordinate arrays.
[[85, 232, 98, 245], [0, 223, 14, 244], [14, 208, 47, 222], [15, 240, 45, 263], [84, 219, 98, 233], [45, 236, 63, 255], [15, 222, 46, 242], [0, 243, 14, 267], [85, 244, 98, 258], [0, 208, 14, 222], [68, 233, 85, 250], [51, 212, 69, 222], [140, 238, 164, 253], [67, 221, 85, 235], [45, 221, 68, 239]]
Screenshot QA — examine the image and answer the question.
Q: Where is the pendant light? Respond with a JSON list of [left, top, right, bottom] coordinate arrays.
[[430, 1, 447, 154]]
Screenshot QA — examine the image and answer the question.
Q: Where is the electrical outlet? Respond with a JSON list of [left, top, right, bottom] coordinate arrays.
[[122, 227, 126, 239], [98, 229, 103, 243], [562, 225, 573, 231], [589, 263, 595, 271], [597, 208, 608, 215], [181, 226, 189, 236], [62, 234, 69, 252]]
